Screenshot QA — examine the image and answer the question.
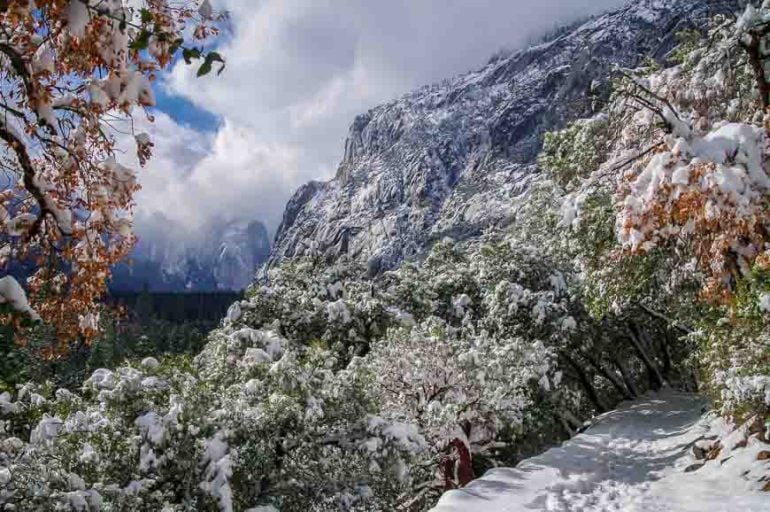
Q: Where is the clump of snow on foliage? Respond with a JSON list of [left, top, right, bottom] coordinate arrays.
[[0, 276, 39, 321]]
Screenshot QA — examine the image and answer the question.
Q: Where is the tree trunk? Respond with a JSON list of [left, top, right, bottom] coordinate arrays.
[[561, 352, 606, 412], [741, 32, 770, 108], [626, 324, 664, 390], [613, 355, 640, 398], [561, 409, 583, 431], [637, 326, 668, 378], [558, 415, 574, 437], [660, 330, 674, 380], [581, 351, 634, 400], [442, 438, 474, 489]]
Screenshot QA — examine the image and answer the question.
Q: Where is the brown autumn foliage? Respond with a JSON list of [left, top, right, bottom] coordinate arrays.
[[0, 0, 222, 351]]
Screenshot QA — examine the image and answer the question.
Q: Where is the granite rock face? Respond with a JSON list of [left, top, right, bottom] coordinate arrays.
[[269, 0, 740, 274]]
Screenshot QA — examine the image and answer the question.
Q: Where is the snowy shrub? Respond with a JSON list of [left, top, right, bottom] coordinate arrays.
[[367, 319, 554, 496], [240, 259, 391, 362], [0, 236, 623, 510], [0, 331, 426, 510], [539, 114, 612, 189]]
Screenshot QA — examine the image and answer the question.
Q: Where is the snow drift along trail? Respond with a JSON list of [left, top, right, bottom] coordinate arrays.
[[432, 391, 769, 511]]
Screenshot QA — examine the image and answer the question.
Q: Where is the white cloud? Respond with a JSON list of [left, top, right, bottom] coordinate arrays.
[[124, 114, 299, 232], [128, 112, 212, 220], [167, 121, 300, 229], [134, 0, 628, 239]]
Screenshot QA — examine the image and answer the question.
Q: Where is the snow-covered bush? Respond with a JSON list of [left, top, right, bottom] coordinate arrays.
[[194, 326, 425, 511], [538, 114, 612, 189], [367, 319, 554, 495], [0, 361, 217, 510], [0, 330, 426, 510], [0, 236, 627, 510], [610, 8, 770, 304], [366, 238, 645, 504], [239, 258, 392, 362]]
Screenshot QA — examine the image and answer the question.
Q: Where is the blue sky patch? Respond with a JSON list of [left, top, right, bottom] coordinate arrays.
[[152, 82, 220, 133]]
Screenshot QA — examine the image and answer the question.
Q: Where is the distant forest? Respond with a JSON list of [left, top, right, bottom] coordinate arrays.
[[107, 290, 242, 325], [0, 291, 242, 389]]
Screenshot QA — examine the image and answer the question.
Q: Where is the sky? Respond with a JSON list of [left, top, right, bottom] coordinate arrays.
[[130, 0, 628, 242]]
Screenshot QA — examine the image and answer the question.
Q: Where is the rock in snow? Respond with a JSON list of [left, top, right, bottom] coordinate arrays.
[[431, 391, 769, 512], [268, 0, 741, 273]]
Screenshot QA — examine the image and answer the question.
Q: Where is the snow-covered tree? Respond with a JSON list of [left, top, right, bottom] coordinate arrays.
[[0, 236, 618, 510], [0, 1, 223, 346], [533, 4, 770, 418]]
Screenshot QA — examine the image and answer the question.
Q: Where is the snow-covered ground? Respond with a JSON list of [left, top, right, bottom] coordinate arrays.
[[432, 391, 769, 511]]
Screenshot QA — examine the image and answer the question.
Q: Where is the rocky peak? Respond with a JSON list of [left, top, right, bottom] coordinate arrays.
[[268, 0, 741, 274]]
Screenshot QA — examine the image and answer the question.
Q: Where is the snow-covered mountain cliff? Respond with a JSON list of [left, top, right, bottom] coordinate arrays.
[[269, 0, 740, 273], [110, 219, 271, 292]]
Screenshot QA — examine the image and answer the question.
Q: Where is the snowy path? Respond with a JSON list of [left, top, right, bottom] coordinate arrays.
[[432, 391, 769, 511]]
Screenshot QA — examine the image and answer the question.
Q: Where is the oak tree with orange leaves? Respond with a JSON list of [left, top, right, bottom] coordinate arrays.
[[0, 0, 223, 351]]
